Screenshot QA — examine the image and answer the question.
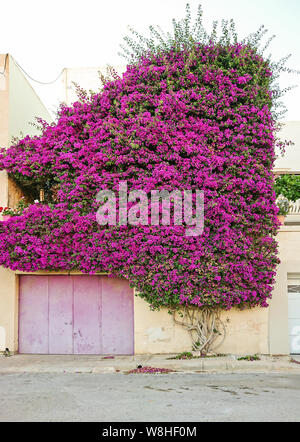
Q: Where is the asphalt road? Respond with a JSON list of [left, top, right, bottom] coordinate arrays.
[[0, 372, 300, 422]]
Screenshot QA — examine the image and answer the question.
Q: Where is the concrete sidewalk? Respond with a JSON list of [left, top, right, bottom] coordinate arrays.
[[1, 353, 300, 374]]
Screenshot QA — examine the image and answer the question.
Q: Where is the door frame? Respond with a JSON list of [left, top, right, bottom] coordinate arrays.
[[287, 276, 300, 355], [269, 262, 300, 355]]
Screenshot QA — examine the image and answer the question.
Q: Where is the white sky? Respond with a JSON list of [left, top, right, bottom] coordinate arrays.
[[1, 0, 299, 120]]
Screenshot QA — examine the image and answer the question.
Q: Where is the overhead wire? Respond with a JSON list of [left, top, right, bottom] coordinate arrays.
[[0, 54, 8, 75], [0, 54, 64, 84]]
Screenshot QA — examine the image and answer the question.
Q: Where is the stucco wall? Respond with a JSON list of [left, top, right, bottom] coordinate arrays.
[[5, 56, 52, 207], [0, 54, 52, 352], [0, 225, 297, 356], [135, 227, 300, 356], [2, 225, 299, 355], [0, 271, 17, 351], [8, 56, 52, 144], [0, 269, 269, 355], [0, 55, 9, 149], [0, 55, 9, 209], [62, 66, 125, 106], [134, 295, 268, 355], [0, 55, 15, 352], [0, 57, 299, 355]]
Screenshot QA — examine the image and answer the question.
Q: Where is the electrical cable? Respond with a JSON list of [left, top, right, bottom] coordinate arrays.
[[0, 54, 8, 75], [11, 55, 64, 85]]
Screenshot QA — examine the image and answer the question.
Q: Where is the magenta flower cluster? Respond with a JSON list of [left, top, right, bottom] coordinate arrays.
[[0, 43, 280, 310]]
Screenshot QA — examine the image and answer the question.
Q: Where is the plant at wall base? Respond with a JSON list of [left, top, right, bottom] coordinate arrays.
[[3, 348, 11, 357], [237, 354, 261, 361], [0, 3, 295, 354], [172, 352, 194, 360], [169, 351, 226, 359]]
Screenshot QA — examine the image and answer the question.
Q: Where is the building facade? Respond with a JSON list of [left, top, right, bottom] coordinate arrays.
[[0, 62, 299, 356], [0, 54, 53, 352]]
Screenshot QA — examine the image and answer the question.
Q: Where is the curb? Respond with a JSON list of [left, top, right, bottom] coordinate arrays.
[[1, 363, 300, 374], [1, 354, 300, 374]]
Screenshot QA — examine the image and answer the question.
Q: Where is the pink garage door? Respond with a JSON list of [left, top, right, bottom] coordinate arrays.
[[19, 275, 134, 355]]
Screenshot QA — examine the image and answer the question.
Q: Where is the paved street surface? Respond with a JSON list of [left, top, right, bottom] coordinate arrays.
[[0, 372, 300, 422]]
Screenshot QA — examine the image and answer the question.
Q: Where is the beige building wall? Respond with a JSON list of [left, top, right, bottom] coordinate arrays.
[[0, 59, 299, 355], [0, 55, 9, 148], [0, 54, 52, 352], [0, 55, 9, 210], [8, 56, 52, 144], [62, 65, 125, 106], [134, 296, 269, 355], [1, 270, 271, 356], [0, 225, 297, 355], [136, 227, 300, 356], [0, 55, 13, 352]]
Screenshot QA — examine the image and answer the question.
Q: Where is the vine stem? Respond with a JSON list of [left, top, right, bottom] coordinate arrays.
[[172, 306, 226, 355]]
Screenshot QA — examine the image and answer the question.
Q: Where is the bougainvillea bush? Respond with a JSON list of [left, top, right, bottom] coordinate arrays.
[[0, 6, 286, 313]]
